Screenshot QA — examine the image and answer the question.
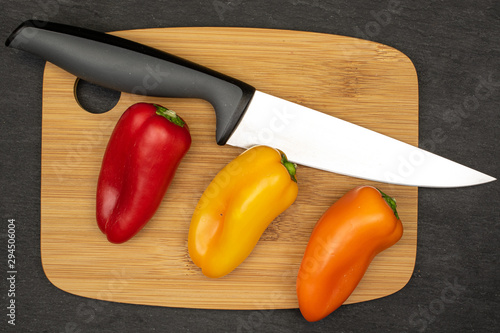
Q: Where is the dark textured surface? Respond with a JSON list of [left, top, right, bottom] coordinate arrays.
[[0, 1, 498, 332]]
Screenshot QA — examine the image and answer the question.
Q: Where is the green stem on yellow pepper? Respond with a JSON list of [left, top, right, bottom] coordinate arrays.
[[280, 151, 297, 183]]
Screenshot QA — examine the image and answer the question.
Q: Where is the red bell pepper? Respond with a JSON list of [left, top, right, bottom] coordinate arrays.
[[96, 103, 191, 244]]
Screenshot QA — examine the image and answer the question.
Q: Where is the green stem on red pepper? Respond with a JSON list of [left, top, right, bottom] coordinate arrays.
[[154, 104, 186, 127]]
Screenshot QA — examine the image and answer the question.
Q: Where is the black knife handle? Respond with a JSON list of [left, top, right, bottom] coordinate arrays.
[[5, 20, 255, 145]]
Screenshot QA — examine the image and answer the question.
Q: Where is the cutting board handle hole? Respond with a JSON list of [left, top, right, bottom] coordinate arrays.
[[74, 79, 121, 114]]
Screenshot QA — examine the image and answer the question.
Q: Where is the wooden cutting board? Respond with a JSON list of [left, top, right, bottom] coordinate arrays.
[[41, 27, 418, 310]]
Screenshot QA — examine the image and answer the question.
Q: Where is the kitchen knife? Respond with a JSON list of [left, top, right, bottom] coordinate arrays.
[[6, 20, 495, 187]]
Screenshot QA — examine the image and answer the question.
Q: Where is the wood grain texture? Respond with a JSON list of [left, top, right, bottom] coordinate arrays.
[[40, 27, 418, 310]]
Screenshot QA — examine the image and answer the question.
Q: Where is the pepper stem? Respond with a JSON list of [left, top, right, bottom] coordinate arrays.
[[154, 104, 185, 127], [279, 150, 297, 183], [377, 188, 400, 219]]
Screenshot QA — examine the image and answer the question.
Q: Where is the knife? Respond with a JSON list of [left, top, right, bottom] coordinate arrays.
[[6, 20, 495, 187]]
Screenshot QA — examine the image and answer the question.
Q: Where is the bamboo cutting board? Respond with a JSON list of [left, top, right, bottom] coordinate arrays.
[[41, 27, 418, 310]]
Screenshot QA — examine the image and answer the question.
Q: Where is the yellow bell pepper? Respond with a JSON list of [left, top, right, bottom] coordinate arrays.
[[188, 145, 299, 278]]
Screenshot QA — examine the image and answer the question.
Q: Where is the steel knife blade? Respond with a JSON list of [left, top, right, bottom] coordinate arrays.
[[228, 91, 495, 187], [6, 20, 495, 187]]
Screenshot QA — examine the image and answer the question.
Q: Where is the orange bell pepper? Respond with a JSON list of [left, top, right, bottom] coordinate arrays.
[[188, 145, 298, 278], [296, 185, 403, 322]]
